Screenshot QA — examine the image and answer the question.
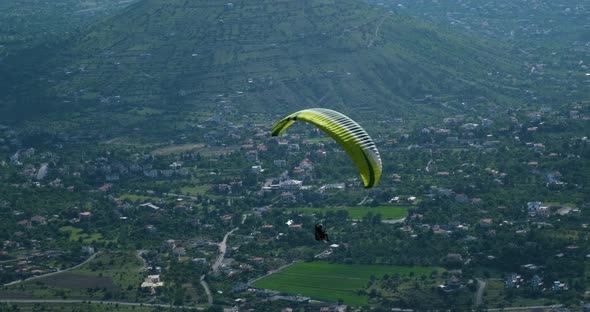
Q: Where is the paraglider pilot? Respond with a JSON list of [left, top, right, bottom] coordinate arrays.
[[314, 223, 330, 242]]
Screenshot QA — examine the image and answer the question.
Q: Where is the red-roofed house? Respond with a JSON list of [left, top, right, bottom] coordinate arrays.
[[479, 218, 493, 227], [299, 159, 313, 171], [17, 220, 31, 227]]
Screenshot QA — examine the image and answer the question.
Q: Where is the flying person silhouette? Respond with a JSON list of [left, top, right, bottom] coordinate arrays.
[[314, 223, 331, 242]]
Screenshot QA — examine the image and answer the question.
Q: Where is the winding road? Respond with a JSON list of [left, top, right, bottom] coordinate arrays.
[[474, 278, 486, 306], [367, 12, 391, 48], [212, 227, 239, 273], [136, 250, 148, 271], [199, 216, 246, 305], [199, 275, 213, 305]]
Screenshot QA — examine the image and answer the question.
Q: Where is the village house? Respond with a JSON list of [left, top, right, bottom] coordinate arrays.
[[533, 143, 545, 152], [433, 227, 448, 236], [531, 275, 543, 290], [99, 183, 113, 192], [479, 218, 493, 227], [552, 280, 568, 291], [460, 123, 479, 131], [222, 214, 233, 224], [145, 224, 157, 233], [279, 179, 302, 190], [172, 246, 186, 257], [169, 161, 182, 169], [471, 198, 483, 204], [314, 149, 327, 158], [455, 194, 469, 203], [3, 240, 18, 249], [320, 183, 345, 192], [439, 276, 464, 292], [163, 239, 176, 249], [141, 274, 164, 291], [556, 206, 580, 216], [79, 211, 92, 221], [505, 273, 523, 289], [140, 202, 161, 210], [299, 159, 313, 171], [81, 246, 95, 255], [245, 150, 258, 161], [17, 220, 31, 227], [249, 257, 264, 265], [527, 201, 549, 217], [48, 178, 63, 188], [280, 192, 297, 202]]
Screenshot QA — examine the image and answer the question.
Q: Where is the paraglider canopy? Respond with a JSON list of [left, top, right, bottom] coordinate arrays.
[[272, 108, 382, 188]]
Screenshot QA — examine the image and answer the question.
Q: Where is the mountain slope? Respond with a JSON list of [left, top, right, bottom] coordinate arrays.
[[0, 0, 526, 136], [0, 0, 136, 56]]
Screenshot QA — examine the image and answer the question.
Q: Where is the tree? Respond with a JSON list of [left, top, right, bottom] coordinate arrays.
[[206, 305, 223, 312]]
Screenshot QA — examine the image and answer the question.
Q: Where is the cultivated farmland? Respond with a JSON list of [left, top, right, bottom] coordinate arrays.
[[252, 261, 444, 306], [40, 272, 114, 289], [1, 252, 146, 302], [291, 206, 409, 220]]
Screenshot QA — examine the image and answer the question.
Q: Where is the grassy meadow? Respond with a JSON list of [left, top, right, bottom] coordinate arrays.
[[59, 226, 111, 244]]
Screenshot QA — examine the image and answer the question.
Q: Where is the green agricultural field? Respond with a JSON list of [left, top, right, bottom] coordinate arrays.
[[59, 226, 108, 244], [252, 261, 443, 306], [292, 206, 409, 220]]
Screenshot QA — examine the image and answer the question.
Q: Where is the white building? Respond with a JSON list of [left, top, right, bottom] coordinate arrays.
[[141, 275, 164, 289]]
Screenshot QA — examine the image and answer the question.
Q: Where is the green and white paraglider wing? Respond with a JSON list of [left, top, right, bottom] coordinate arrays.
[[271, 108, 382, 188]]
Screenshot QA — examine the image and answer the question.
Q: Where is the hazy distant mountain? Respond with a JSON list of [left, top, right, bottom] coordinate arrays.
[[366, 0, 590, 48], [0, 0, 527, 135]]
